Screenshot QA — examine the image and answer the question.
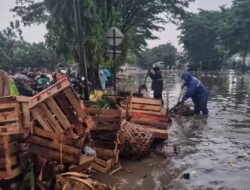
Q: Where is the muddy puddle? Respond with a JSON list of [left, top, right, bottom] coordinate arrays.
[[96, 70, 250, 190]]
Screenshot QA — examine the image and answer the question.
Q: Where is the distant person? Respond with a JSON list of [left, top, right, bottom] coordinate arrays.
[[148, 66, 163, 99], [181, 71, 208, 115], [99, 66, 107, 90], [103, 68, 112, 86], [13, 68, 33, 96], [55, 63, 68, 81], [35, 68, 42, 80]]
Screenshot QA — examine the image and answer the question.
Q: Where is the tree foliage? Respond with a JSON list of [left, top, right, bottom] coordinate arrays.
[[11, 0, 193, 69], [137, 43, 177, 69], [219, 0, 250, 66], [0, 31, 64, 71], [178, 10, 224, 70], [179, 0, 250, 70]]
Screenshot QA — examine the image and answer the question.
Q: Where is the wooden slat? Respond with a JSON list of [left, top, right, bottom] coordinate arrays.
[[94, 157, 108, 167], [69, 156, 94, 172], [0, 157, 17, 169], [91, 157, 116, 173], [0, 125, 19, 135], [95, 148, 118, 159], [63, 88, 87, 121], [131, 103, 162, 112], [0, 102, 17, 110], [3, 136, 10, 172], [84, 116, 96, 129], [0, 97, 17, 111], [129, 109, 163, 115], [86, 108, 121, 116], [131, 97, 162, 106], [136, 126, 168, 139], [129, 111, 168, 122], [38, 103, 64, 133], [91, 116, 120, 122], [0, 134, 22, 144], [0, 167, 21, 179], [54, 93, 80, 125], [29, 144, 79, 164], [46, 98, 71, 130], [91, 163, 108, 173], [32, 127, 81, 147], [21, 102, 30, 129], [16, 96, 31, 103], [29, 136, 81, 155], [91, 124, 119, 131], [29, 78, 71, 108], [31, 107, 55, 132], [0, 143, 18, 158], [0, 110, 18, 123], [130, 118, 167, 129]]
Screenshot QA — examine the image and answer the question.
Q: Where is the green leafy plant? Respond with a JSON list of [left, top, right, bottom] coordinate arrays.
[[95, 97, 116, 109]]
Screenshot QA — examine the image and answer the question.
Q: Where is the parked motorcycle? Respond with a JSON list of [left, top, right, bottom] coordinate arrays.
[[70, 71, 86, 100]]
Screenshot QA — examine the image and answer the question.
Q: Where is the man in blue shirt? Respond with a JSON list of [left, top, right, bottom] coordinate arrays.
[[103, 68, 112, 86], [181, 71, 208, 115]]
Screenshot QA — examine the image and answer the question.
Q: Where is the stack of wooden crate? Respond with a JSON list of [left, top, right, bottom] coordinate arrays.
[[28, 78, 90, 165], [0, 96, 30, 180], [85, 107, 121, 173], [125, 96, 169, 140], [0, 134, 22, 179]]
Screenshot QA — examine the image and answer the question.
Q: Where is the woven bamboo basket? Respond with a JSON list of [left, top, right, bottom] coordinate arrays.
[[118, 120, 153, 160]]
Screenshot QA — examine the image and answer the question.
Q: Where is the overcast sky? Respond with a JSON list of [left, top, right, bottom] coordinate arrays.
[[0, 0, 232, 51]]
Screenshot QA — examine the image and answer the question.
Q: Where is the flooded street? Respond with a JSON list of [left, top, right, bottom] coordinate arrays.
[[96, 70, 250, 190]]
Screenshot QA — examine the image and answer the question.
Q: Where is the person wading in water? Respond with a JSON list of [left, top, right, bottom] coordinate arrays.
[[148, 65, 163, 100]]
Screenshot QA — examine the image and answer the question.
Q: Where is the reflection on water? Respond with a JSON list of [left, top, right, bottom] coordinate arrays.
[[110, 70, 250, 190]]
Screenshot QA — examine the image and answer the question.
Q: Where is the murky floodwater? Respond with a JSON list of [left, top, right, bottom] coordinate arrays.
[[96, 70, 250, 190]]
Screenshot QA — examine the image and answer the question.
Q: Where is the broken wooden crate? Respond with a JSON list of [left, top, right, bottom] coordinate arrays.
[[0, 134, 23, 179], [0, 96, 31, 135], [28, 127, 82, 165], [29, 78, 88, 136], [90, 141, 119, 174], [125, 97, 169, 140], [85, 108, 121, 173]]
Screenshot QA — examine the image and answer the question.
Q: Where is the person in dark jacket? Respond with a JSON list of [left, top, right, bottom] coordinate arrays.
[[181, 71, 208, 115], [148, 66, 163, 99]]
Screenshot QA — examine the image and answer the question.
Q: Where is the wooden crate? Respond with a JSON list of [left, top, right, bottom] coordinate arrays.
[[86, 108, 121, 131], [29, 78, 88, 136], [83, 107, 121, 173], [90, 141, 119, 173], [126, 96, 169, 140], [0, 96, 31, 135], [128, 97, 163, 115], [28, 127, 82, 165], [0, 134, 22, 179]]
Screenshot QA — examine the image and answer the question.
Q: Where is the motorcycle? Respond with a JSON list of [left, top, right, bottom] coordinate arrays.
[[69, 72, 86, 100]]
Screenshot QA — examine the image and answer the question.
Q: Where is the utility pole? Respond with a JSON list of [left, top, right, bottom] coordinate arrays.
[[112, 28, 117, 92], [73, 0, 89, 99]]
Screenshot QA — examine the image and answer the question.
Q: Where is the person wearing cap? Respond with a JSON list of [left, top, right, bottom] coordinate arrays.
[[148, 65, 163, 99], [55, 64, 68, 81], [181, 71, 208, 115]]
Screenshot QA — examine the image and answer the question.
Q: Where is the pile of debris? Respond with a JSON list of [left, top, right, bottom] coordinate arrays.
[[0, 78, 171, 189], [170, 103, 193, 116]]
